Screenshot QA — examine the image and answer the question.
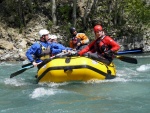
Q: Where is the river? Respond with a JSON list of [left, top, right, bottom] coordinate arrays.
[[0, 53, 150, 113]]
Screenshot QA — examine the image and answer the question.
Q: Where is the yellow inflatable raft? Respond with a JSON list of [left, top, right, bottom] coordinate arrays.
[[37, 56, 116, 83]]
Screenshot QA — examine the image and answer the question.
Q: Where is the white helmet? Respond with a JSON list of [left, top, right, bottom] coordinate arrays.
[[38, 29, 49, 37], [49, 35, 57, 40], [51, 35, 57, 39]]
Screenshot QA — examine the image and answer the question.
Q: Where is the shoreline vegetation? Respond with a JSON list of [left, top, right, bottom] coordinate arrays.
[[0, 0, 149, 61]]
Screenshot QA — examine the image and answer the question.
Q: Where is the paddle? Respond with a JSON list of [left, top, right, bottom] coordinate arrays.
[[81, 53, 138, 64], [10, 51, 72, 78], [21, 51, 73, 68], [115, 55, 137, 64], [10, 65, 34, 78], [21, 53, 54, 68]]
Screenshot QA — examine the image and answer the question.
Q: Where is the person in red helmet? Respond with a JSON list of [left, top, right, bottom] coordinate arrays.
[[78, 25, 120, 65]]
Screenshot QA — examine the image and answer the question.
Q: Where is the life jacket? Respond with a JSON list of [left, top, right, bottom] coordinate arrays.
[[71, 37, 81, 48], [76, 33, 89, 45], [94, 36, 112, 54], [38, 41, 51, 60]]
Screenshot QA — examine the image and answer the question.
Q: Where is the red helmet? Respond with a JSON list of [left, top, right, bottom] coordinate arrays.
[[93, 25, 103, 33]]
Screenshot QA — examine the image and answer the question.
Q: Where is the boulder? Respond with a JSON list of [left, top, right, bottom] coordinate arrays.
[[0, 39, 14, 50], [18, 39, 27, 49]]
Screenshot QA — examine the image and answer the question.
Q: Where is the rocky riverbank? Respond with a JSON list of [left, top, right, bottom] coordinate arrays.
[[0, 16, 150, 61], [0, 15, 49, 61]]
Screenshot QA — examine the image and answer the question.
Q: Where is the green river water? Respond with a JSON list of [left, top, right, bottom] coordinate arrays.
[[0, 53, 150, 113]]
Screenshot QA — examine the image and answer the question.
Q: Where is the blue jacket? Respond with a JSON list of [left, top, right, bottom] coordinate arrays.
[[26, 41, 51, 63], [26, 41, 72, 63], [51, 42, 72, 55]]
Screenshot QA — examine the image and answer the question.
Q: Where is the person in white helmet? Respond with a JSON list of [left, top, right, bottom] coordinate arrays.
[[48, 35, 58, 43], [48, 34, 72, 56], [26, 29, 51, 67], [26, 29, 72, 68]]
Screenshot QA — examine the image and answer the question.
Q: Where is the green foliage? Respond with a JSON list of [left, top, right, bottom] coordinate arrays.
[[90, 0, 150, 39], [0, 0, 149, 41], [1, 0, 37, 28], [124, 0, 150, 25], [57, 4, 72, 24], [47, 20, 53, 30], [58, 22, 72, 46]]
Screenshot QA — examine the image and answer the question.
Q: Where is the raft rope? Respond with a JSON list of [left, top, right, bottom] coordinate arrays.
[[37, 64, 116, 82]]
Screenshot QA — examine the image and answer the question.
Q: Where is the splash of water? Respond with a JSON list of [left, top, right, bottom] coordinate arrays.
[[29, 87, 56, 98], [137, 64, 150, 72]]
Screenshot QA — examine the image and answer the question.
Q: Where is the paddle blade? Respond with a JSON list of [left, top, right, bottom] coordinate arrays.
[[10, 65, 34, 78], [115, 55, 138, 64]]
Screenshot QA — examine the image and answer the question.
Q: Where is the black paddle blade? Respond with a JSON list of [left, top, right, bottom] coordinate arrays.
[[115, 55, 138, 64], [10, 65, 34, 78]]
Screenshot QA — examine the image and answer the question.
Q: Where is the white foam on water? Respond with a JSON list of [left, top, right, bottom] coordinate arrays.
[[84, 66, 142, 84], [118, 67, 139, 75], [84, 77, 129, 84], [1, 108, 14, 113], [136, 64, 150, 72], [0, 62, 14, 66], [84, 75, 150, 84], [29, 87, 57, 98], [4, 78, 28, 86], [38, 82, 69, 88]]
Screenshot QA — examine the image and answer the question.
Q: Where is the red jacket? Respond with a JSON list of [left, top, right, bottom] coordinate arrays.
[[78, 36, 120, 56]]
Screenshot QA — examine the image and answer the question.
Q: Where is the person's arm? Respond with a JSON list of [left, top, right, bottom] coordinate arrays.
[[26, 43, 41, 66], [65, 47, 72, 50], [78, 40, 95, 56], [51, 43, 66, 55], [103, 36, 120, 58], [105, 36, 120, 52], [51, 48, 62, 55], [26, 44, 38, 63]]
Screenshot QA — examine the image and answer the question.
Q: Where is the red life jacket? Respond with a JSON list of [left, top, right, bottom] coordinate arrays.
[[72, 37, 81, 46], [78, 35, 120, 56], [94, 37, 112, 54]]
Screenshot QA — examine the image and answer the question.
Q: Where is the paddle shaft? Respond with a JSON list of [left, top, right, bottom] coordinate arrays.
[[10, 65, 34, 78]]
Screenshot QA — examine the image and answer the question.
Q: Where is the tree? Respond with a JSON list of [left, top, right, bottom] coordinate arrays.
[[52, 0, 57, 25], [82, 0, 94, 30], [72, 0, 77, 27]]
